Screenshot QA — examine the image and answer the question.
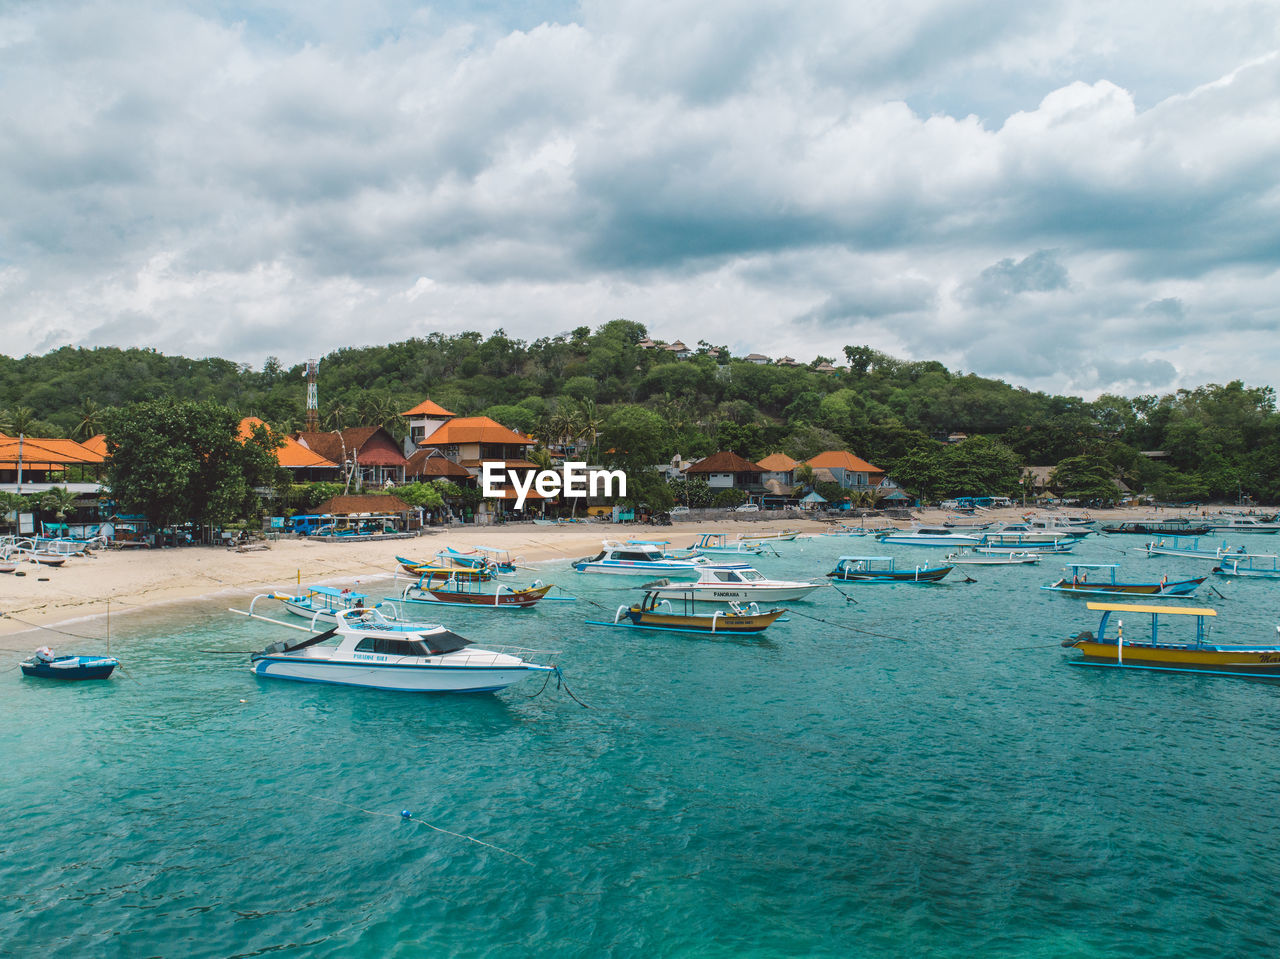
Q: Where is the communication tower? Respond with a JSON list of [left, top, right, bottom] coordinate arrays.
[[304, 358, 320, 432]]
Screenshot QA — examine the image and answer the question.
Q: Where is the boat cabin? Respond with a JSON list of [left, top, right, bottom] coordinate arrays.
[[353, 629, 472, 656]]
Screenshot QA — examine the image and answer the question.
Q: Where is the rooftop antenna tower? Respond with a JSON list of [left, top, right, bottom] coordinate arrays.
[[304, 358, 320, 432]]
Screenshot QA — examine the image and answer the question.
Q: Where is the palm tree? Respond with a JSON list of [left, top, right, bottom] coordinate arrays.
[[0, 490, 25, 533], [575, 399, 605, 463], [324, 401, 348, 431], [794, 464, 816, 491], [40, 486, 81, 523], [0, 406, 38, 436], [73, 399, 106, 440]]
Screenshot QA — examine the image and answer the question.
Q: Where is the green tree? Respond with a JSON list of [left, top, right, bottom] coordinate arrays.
[[1049, 455, 1122, 504], [105, 400, 271, 528], [39, 486, 81, 522]]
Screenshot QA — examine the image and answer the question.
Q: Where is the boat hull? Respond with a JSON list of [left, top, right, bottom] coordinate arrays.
[[648, 583, 818, 603], [404, 585, 551, 608], [21, 656, 118, 680], [828, 567, 952, 582], [250, 656, 548, 692], [624, 607, 783, 633], [1070, 641, 1280, 675], [1044, 577, 1204, 597]]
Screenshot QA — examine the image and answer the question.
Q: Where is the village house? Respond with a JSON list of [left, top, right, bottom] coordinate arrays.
[[755, 452, 798, 498], [805, 451, 885, 490], [685, 451, 766, 491], [238, 417, 339, 482], [294, 426, 407, 488]]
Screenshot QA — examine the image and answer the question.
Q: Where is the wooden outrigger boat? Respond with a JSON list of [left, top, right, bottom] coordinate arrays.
[[396, 571, 555, 609], [272, 585, 383, 623], [826, 555, 953, 583], [1063, 601, 1280, 678], [736, 529, 801, 544], [434, 545, 522, 574], [1212, 554, 1280, 579], [395, 555, 494, 582], [1042, 563, 1205, 598], [589, 587, 786, 635], [687, 532, 768, 556]]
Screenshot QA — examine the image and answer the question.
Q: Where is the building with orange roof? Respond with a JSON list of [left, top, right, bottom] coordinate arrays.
[[804, 451, 885, 490], [402, 398, 457, 454], [295, 426, 407, 487], [0, 434, 105, 493], [756, 452, 799, 495], [238, 417, 340, 479]]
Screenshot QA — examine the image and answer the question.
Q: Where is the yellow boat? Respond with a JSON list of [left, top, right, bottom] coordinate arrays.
[[1063, 601, 1280, 677]]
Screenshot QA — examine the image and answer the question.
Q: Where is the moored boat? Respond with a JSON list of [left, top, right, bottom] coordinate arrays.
[[1143, 537, 1248, 560], [1212, 554, 1280, 579], [826, 555, 953, 583], [735, 529, 801, 544], [687, 532, 768, 556], [397, 573, 554, 609], [572, 541, 719, 576], [20, 647, 118, 680], [592, 588, 785, 634], [644, 564, 821, 603], [944, 549, 1041, 566], [272, 585, 382, 624], [1204, 515, 1280, 534], [1101, 520, 1214, 536], [875, 525, 984, 547], [1063, 601, 1280, 677], [395, 555, 494, 582], [1042, 563, 1205, 597], [247, 608, 555, 693]]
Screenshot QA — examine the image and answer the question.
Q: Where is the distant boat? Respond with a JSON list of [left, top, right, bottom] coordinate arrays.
[[687, 532, 768, 556], [592, 587, 786, 635], [1102, 520, 1214, 536], [396, 555, 494, 582], [875, 525, 984, 547], [644, 565, 821, 603], [20, 647, 118, 680], [397, 573, 554, 609], [1204, 515, 1280, 534], [571, 541, 719, 576], [1063, 601, 1280, 678], [826, 555, 953, 583], [945, 550, 1041, 566], [1142, 537, 1248, 560], [1042, 563, 1205, 597], [1212, 554, 1280, 579], [736, 529, 801, 544]]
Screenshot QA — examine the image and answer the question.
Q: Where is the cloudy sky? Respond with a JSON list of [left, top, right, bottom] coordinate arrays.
[[3, 0, 1279, 398]]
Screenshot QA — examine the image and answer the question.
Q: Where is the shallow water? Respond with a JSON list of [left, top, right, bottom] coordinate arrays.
[[4, 535, 1280, 957]]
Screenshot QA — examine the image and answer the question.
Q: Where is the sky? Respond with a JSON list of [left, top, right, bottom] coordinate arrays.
[[2, 0, 1280, 400]]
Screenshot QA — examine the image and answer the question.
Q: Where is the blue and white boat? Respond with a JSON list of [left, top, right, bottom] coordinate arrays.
[[1142, 537, 1248, 560], [20, 647, 118, 680], [1212, 554, 1280, 579], [1042, 563, 1205, 597], [875, 525, 985, 547], [686, 532, 768, 557], [572, 541, 721, 576], [245, 608, 556, 693], [270, 585, 382, 624]]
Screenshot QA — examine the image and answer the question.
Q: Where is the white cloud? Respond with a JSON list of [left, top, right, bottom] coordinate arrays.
[[1, 0, 1279, 399]]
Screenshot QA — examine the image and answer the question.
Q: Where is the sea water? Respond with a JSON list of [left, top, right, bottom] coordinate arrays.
[[4, 535, 1280, 957]]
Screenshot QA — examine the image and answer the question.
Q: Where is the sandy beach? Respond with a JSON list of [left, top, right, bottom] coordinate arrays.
[[0, 505, 1203, 642]]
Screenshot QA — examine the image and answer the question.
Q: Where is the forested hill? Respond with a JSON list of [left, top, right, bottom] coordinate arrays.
[[3, 319, 1278, 503]]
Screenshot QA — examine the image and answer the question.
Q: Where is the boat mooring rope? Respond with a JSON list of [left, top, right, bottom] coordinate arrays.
[[782, 607, 908, 642], [296, 792, 532, 865]]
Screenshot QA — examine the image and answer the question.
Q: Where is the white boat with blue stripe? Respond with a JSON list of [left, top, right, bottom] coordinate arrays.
[[240, 607, 556, 693], [572, 540, 721, 576]]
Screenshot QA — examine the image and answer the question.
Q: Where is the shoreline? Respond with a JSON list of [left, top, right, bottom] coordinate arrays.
[[0, 506, 1212, 643]]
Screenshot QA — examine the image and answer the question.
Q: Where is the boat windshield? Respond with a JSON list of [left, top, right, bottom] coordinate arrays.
[[420, 629, 473, 655], [739, 569, 765, 582]]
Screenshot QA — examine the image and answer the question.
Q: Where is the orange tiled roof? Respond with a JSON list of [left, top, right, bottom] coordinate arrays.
[[238, 417, 338, 469], [0, 435, 104, 468], [81, 434, 109, 457], [686, 451, 765, 474], [405, 449, 473, 479], [806, 450, 883, 473], [756, 453, 799, 471], [420, 417, 532, 447], [402, 398, 456, 418]]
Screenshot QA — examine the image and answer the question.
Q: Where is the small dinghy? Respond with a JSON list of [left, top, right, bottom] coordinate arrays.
[[20, 646, 118, 680]]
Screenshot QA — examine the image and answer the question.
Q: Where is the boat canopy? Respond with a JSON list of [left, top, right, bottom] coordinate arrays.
[[307, 585, 370, 601], [1085, 601, 1216, 617]]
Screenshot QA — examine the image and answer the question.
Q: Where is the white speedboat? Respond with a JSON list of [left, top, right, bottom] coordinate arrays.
[[645, 564, 821, 603], [978, 524, 1073, 547], [944, 549, 1041, 566], [572, 541, 720, 576], [1205, 515, 1280, 534], [875, 525, 985, 547], [246, 608, 555, 693]]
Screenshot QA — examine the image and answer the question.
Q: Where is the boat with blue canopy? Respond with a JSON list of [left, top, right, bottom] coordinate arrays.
[[1143, 537, 1249, 560], [271, 585, 382, 623], [1212, 554, 1280, 579], [1042, 563, 1205, 597]]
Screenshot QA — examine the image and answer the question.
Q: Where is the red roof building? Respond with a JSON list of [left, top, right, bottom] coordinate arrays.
[[295, 426, 407, 487], [685, 451, 766, 491]]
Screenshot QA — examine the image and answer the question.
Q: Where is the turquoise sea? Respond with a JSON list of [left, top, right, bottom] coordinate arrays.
[[5, 533, 1280, 958]]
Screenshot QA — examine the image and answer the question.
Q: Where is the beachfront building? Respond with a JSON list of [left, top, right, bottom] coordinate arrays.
[[310, 493, 414, 533], [685, 451, 766, 493], [405, 402, 549, 516], [238, 417, 339, 482], [756, 452, 798, 504], [0, 433, 105, 495], [805, 451, 884, 490], [294, 426, 407, 488], [401, 399, 457, 457]]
